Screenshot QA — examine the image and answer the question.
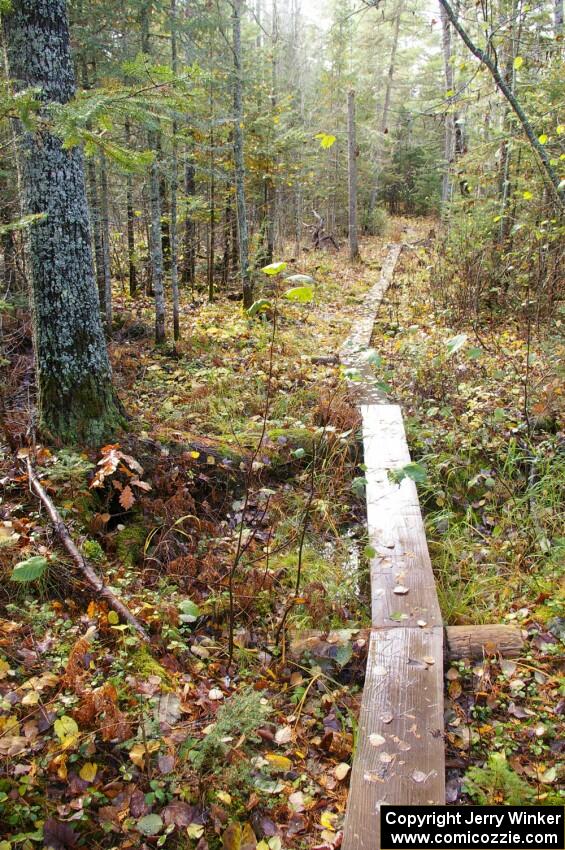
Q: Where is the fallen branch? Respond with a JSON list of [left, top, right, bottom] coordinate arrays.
[[25, 455, 150, 643]]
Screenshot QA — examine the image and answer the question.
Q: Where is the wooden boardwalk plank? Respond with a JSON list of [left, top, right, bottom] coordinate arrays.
[[361, 404, 442, 628], [342, 628, 445, 850], [340, 244, 403, 404], [341, 242, 445, 849]]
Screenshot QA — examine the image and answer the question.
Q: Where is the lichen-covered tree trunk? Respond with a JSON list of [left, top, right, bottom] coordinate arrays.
[[2, 0, 123, 445], [99, 150, 113, 330]]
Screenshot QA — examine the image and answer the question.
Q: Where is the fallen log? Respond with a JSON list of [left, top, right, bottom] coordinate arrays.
[[25, 455, 150, 643], [288, 624, 525, 661], [445, 624, 524, 660]]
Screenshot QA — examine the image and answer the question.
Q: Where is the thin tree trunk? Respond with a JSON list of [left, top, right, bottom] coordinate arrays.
[[125, 117, 137, 296], [207, 80, 215, 302], [369, 2, 401, 212], [439, 0, 565, 208], [3, 0, 122, 444], [347, 90, 359, 261], [182, 145, 196, 290], [170, 0, 180, 340], [141, 2, 166, 342], [439, 0, 456, 208], [556, 0, 564, 35], [232, 0, 253, 308], [99, 151, 112, 330]]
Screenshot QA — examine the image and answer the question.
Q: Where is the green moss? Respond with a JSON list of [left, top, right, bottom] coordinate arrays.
[[115, 521, 147, 567], [128, 645, 172, 686], [82, 539, 105, 562], [268, 427, 315, 453]]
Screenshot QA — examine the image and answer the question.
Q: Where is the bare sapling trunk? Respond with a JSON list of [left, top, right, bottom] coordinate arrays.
[[347, 90, 360, 261]]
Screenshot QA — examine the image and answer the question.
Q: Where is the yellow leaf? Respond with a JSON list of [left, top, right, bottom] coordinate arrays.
[[129, 740, 160, 767], [54, 715, 78, 743], [107, 611, 119, 625], [320, 811, 338, 831], [242, 823, 257, 845], [190, 451, 200, 459], [538, 134, 548, 144], [187, 824, 205, 839], [523, 191, 533, 200], [22, 691, 40, 706], [79, 761, 98, 782], [222, 821, 242, 850], [217, 791, 232, 805], [265, 752, 292, 771], [0, 659, 10, 680]]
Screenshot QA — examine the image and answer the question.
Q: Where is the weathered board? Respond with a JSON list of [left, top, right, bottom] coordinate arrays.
[[341, 242, 446, 849], [342, 627, 445, 850], [362, 404, 442, 629], [340, 243, 403, 403]]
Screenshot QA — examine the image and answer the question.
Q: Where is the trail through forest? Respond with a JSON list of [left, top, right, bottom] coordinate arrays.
[[0, 0, 563, 846]]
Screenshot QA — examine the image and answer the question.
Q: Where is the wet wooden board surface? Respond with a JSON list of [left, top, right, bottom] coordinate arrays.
[[341, 242, 445, 849], [340, 243, 403, 404], [362, 404, 442, 629], [342, 627, 445, 850]]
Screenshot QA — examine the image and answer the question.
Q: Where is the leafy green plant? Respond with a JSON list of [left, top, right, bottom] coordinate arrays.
[[463, 753, 535, 805], [10, 556, 49, 583]]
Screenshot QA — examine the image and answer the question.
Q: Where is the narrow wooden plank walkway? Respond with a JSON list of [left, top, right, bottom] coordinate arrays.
[[341, 242, 445, 850]]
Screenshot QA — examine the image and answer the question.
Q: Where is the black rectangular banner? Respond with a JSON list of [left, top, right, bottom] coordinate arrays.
[[381, 806, 564, 850]]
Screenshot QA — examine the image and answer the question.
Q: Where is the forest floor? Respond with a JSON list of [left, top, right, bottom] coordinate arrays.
[[0, 218, 563, 849]]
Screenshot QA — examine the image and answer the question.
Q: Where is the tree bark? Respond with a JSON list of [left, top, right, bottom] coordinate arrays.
[[556, 0, 564, 36], [232, 0, 253, 308], [439, 1, 456, 208], [3, 0, 123, 445], [140, 2, 166, 342], [369, 2, 401, 213], [347, 90, 359, 261], [170, 0, 180, 340], [99, 150, 113, 330], [439, 0, 565, 208], [125, 117, 137, 297]]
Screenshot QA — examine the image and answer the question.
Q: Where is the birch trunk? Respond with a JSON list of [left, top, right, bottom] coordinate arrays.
[[2, 0, 122, 444]]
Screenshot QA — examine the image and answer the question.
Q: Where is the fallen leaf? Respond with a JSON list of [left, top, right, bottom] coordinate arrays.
[[369, 733, 386, 747], [274, 725, 292, 745], [79, 762, 97, 783], [334, 762, 350, 781]]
